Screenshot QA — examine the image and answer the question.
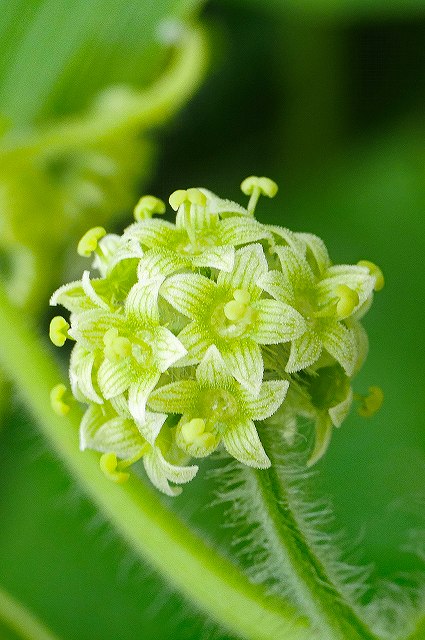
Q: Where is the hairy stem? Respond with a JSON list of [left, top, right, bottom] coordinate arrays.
[[0, 284, 312, 640], [246, 429, 381, 640], [0, 584, 61, 640]]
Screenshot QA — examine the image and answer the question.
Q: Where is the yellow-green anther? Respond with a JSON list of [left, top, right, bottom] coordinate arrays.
[[186, 188, 207, 206], [49, 316, 70, 347], [77, 226, 106, 257], [103, 328, 132, 362], [335, 284, 359, 319], [134, 195, 166, 221], [357, 260, 385, 291], [181, 418, 206, 444], [169, 189, 188, 211], [233, 289, 251, 305], [99, 452, 130, 484], [240, 176, 278, 215], [197, 432, 216, 449], [224, 300, 247, 322], [50, 383, 71, 416], [357, 386, 384, 418]]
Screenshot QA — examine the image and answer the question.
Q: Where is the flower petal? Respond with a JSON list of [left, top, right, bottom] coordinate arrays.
[[219, 217, 271, 246], [222, 420, 270, 468], [148, 380, 198, 414], [241, 380, 290, 421], [82, 271, 111, 310], [196, 345, 233, 389], [97, 357, 132, 399], [160, 273, 216, 319], [296, 232, 331, 276], [321, 321, 357, 376], [175, 321, 212, 366], [200, 188, 249, 217], [329, 387, 353, 428], [135, 410, 168, 446], [275, 246, 315, 290], [153, 326, 187, 371], [217, 244, 268, 299], [258, 270, 295, 306], [128, 371, 161, 424], [143, 448, 198, 496], [221, 339, 263, 394], [286, 331, 322, 373], [124, 219, 177, 249], [125, 277, 164, 324], [50, 280, 94, 314], [137, 249, 186, 279], [70, 346, 103, 404], [70, 309, 124, 349], [307, 415, 333, 467], [252, 299, 306, 344], [191, 245, 235, 272], [80, 404, 144, 459], [268, 225, 306, 254]]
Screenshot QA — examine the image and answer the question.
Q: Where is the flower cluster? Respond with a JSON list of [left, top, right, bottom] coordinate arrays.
[[49, 177, 383, 495]]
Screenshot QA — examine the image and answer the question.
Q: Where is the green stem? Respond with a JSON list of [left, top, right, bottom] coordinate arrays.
[[404, 616, 425, 640], [248, 430, 381, 640], [0, 584, 61, 640], [0, 284, 311, 640], [0, 25, 207, 158]]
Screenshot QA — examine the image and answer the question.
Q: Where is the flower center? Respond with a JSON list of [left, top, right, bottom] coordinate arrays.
[[201, 389, 238, 433], [211, 289, 256, 338]]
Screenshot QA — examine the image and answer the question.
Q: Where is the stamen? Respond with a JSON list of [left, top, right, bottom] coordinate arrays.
[[357, 386, 384, 417], [134, 195, 166, 221], [224, 289, 251, 322], [77, 227, 106, 257], [335, 284, 359, 319], [50, 383, 72, 416], [103, 328, 132, 362], [186, 188, 207, 206], [357, 260, 385, 291], [169, 189, 188, 211], [49, 315, 71, 347], [181, 418, 206, 443], [240, 176, 278, 215], [99, 453, 130, 483]]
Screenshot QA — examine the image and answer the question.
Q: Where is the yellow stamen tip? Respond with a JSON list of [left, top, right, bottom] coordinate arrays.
[[224, 300, 247, 322], [357, 260, 385, 291], [169, 189, 188, 211], [49, 316, 70, 347], [335, 284, 359, 319], [197, 432, 216, 449], [181, 418, 206, 443], [358, 386, 384, 418], [233, 289, 251, 304], [134, 195, 166, 221], [103, 328, 131, 362], [99, 453, 130, 484], [186, 188, 207, 206], [77, 226, 106, 257], [240, 176, 278, 198], [50, 383, 71, 416]]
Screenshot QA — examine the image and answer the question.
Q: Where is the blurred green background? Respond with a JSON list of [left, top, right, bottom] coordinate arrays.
[[0, 1, 424, 638]]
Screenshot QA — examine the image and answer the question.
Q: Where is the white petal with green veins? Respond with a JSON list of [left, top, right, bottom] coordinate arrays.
[[125, 277, 163, 324], [71, 349, 103, 404], [191, 245, 235, 272], [134, 411, 168, 446], [175, 321, 211, 366], [196, 345, 233, 389], [222, 420, 270, 468], [153, 326, 187, 371], [97, 357, 132, 399], [307, 415, 333, 467], [124, 219, 176, 249], [329, 387, 353, 428], [148, 380, 198, 414], [218, 244, 268, 299], [160, 273, 217, 319], [82, 271, 111, 310], [296, 233, 331, 275], [321, 322, 357, 376], [137, 250, 186, 279], [128, 372, 161, 425], [275, 246, 315, 290], [221, 339, 263, 394], [242, 380, 290, 421], [286, 331, 322, 373], [219, 217, 271, 246], [252, 299, 306, 344], [258, 270, 295, 306]]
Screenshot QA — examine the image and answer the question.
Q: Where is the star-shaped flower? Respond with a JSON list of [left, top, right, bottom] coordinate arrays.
[[259, 246, 376, 375], [124, 188, 271, 274], [160, 244, 306, 393], [147, 346, 289, 468], [80, 401, 198, 496], [67, 272, 186, 424]]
